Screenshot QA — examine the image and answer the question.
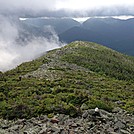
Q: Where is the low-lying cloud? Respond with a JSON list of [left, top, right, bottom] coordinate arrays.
[[0, 16, 64, 72]]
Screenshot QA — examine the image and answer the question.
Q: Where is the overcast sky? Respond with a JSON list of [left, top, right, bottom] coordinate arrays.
[[0, 0, 134, 17], [56, 0, 134, 10]]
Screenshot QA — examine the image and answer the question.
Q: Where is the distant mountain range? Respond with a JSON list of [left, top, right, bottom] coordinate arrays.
[[22, 17, 80, 34], [21, 17, 134, 56], [16, 19, 54, 44]]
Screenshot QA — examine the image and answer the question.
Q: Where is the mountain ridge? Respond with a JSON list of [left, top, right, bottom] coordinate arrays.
[[0, 41, 134, 120]]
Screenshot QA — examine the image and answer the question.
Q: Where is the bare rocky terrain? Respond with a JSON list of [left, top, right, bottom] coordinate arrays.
[[0, 108, 134, 134]]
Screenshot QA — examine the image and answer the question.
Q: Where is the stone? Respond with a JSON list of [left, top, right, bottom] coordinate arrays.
[[107, 127, 114, 132], [39, 129, 47, 134], [58, 114, 65, 121], [75, 119, 83, 127], [114, 127, 119, 133], [114, 117, 118, 122], [8, 129, 18, 134], [80, 127, 84, 131], [105, 124, 110, 129], [87, 109, 95, 115], [115, 121, 125, 129], [87, 122, 94, 129], [71, 123, 78, 127], [38, 124, 47, 134], [120, 129, 131, 134], [100, 109, 113, 118], [9, 125, 19, 131], [112, 107, 122, 113], [50, 118, 59, 124], [109, 132, 118, 134], [23, 131, 28, 134], [60, 129, 69, 134], [0, 129, 9, 134], [51, 126, 60, 133], [69, 130, 75, 134], [96, 130, 101, 134], [82, 110, 88, 118]]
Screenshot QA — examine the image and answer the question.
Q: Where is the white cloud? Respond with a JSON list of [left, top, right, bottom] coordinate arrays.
[[0, 0, 134, 15], [0, 0, 57, 11], [56, 0, 134, 11], [0, 16, 64, 72]]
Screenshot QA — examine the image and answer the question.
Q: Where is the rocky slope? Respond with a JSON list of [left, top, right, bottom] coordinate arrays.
[[0, 108, 133, 134]]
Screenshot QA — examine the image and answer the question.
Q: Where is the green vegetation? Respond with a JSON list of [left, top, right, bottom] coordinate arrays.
[[0, 41, 134, 119], [61, 41, 134, 81]]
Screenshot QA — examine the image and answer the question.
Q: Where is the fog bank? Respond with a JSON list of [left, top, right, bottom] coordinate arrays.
[[0, 16, 64, 72]]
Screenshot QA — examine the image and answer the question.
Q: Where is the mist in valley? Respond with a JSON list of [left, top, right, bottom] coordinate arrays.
[[0, 15, 63, 71]]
